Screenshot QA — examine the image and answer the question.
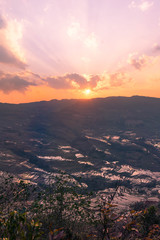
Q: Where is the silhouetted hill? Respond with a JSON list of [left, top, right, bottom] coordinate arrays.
[[1, 96, 160, 139]]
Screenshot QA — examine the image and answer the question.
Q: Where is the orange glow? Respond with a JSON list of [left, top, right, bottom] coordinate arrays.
[[1, 84, 160, 104], [0, 86, 94, 104], [84, 89, 91, 95]]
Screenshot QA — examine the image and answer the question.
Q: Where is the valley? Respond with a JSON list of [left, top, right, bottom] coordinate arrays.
[[1, 96, 160, 208]]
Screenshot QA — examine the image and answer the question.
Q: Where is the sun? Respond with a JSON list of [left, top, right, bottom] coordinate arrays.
[[84, 89, 91, 95]]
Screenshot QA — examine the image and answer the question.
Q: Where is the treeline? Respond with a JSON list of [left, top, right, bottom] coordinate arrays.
[[0, 172, 160, 239]]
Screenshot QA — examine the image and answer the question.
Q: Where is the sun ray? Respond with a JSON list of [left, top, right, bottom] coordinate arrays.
[[84, 89, 91, 95]]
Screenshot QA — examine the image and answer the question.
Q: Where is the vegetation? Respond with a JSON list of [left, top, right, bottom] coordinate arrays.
[[0, 172, 160, 239]]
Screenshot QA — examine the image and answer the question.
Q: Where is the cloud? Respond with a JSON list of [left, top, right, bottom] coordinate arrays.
[[65, 73, 87, 87], [0, 16, 27, 69], [0, 45, 27, 69], [45, 73, 105, 90], [139, 1, 153, 11], [67, 21, 98, 49], [129, 1, 153, 11], [89, 75, 101, 88], [109, 73, 132, 87], [46, 73, 89, 89], [0, 14, 6, 29], [67, 21, 84, 40], [84, 33, 98, 49], [0, 73, 36, 93], [0, 72, 89, 93], [0, 69, 132, 94], [91, 72, 131, 91], [153, 43, 160, 52], [127, 53, 148, 70], [45, 76, 72, 89]]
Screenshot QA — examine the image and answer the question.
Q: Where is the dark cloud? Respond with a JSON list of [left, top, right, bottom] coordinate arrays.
[[46, 73, 101, 90], [65, 73, 87, 87], [0, 74, 36, 93], [46, 73, 88, 89], [46, 76, 72, 89], [0, 69, 131, 94], [0, 45, 27, 69], [29, 72, 41, 79], [46, 72, 131, 91], [130, 59, 145, 70], [0, 15, 6, 29], [153, 44, 160, 52], [89, 75, 101, 88], [128, 54, 147, 70]]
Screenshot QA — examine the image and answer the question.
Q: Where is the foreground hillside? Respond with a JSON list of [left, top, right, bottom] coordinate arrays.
[[0, 96, 160, 206], [1, 173, 160, 240]]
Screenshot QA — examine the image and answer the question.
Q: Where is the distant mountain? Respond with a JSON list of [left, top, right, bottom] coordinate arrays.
[[1, 96, 160, 199], [1, 95, 160, 140]]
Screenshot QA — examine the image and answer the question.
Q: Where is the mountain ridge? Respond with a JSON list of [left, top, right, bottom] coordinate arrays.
[[1, 95, 160, 105], [1, 95, 160, 195]]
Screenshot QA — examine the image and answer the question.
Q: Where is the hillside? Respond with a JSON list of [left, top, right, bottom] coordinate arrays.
[[0, 96, 160, 205]]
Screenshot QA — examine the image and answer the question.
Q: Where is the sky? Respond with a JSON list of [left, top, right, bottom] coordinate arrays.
[[0, 0, 160, 103]]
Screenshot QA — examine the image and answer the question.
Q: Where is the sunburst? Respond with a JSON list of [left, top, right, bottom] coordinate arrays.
[[84, 89, 91, 95]]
